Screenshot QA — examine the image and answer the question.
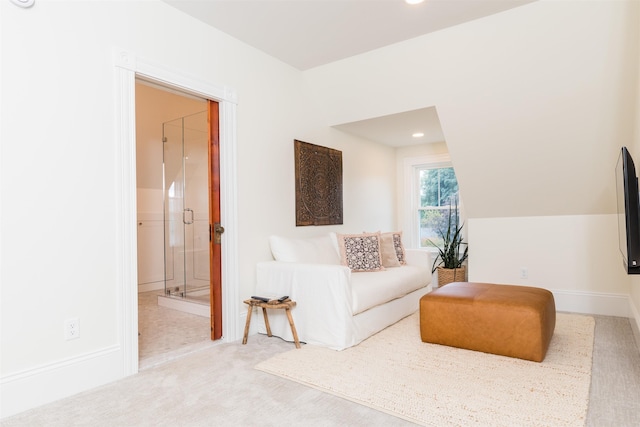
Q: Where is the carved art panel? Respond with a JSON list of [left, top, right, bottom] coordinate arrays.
[[294, 139, 343, 226]]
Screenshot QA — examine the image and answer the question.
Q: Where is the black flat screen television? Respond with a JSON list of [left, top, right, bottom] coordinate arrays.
[[616, 146, 640, 274]]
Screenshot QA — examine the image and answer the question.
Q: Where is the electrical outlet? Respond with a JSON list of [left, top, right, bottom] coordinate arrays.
[[520, 268, 528, 279], [64, 318, 80, 340]]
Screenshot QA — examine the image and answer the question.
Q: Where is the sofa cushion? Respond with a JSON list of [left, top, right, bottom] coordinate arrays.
[[337, 232, 384, 272], [350, 264, 429, 314], [269, 234, 341, 264]]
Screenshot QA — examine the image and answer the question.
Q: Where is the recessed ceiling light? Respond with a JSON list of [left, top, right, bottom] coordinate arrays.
[[412, 132, 425, 138], [10, 0, 34, 7], [405, 0, 425, 5]]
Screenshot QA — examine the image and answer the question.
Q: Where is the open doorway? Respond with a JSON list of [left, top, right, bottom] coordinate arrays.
[[135, 80, 221, 368], [115, 50, 239, 376]]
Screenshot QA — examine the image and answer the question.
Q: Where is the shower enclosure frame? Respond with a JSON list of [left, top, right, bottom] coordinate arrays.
[[162, 110, 210, 302]]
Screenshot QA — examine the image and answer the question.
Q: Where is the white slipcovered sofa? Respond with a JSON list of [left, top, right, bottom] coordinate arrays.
[[254, 232, 432, 350]]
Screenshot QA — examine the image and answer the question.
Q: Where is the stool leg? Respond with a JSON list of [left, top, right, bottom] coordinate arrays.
[[262, 307, 272, 337], [242, 304, 253, 345], [285, 308, 301, 349]]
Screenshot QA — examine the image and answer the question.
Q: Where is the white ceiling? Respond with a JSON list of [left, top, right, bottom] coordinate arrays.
[[163, 0, 536, 147], [333, 107, 445, 147]]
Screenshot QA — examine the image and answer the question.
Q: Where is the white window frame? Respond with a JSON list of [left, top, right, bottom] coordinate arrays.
[[403, 153, 459, 251]]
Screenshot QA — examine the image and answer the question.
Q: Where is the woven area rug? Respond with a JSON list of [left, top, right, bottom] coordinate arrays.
[[256, 312, 595, 427]]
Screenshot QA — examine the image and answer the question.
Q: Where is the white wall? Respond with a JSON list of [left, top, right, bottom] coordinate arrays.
[[468, 215, 631, 315], [629, 0, 640, 335], [0, 1, 397, 418]]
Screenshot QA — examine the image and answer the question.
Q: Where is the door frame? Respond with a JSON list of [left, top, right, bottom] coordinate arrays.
[[114, 49, 239, 375]]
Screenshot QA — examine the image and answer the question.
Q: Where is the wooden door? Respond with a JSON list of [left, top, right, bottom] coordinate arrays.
[[208, 100, 223, 340]]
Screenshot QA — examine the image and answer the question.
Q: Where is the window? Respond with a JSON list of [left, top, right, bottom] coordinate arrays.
[[416, 165, 460, 249]]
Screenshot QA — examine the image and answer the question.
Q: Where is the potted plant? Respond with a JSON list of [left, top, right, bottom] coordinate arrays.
[[427, 199, 468, 287]]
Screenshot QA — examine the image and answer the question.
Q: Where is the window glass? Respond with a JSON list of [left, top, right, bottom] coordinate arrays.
[[418, 166, 460, 249]]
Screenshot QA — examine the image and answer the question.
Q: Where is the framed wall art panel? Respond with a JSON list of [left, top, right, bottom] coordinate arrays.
[[294, 139, 343, 226]]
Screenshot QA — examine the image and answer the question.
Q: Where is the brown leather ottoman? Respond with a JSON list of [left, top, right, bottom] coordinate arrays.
[[420, 282, 556, 362]]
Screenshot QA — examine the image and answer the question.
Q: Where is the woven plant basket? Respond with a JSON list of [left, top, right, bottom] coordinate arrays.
[[437, 265, 467, 287]]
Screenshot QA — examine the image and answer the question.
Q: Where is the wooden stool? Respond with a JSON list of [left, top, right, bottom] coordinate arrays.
[[242, 299, 301, 349]]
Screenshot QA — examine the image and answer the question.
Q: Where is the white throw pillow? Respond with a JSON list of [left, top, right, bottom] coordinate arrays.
[[269, 235, 341, 264]]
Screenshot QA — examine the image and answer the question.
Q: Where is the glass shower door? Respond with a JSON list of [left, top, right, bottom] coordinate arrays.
[[163, 111, 210, 302]]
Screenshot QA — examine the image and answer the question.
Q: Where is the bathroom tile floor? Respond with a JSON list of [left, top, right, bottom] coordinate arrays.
[[138, 290, 217, 370]]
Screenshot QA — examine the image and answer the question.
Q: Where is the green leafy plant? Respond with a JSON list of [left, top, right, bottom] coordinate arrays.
[[427, 199, 468, 273]]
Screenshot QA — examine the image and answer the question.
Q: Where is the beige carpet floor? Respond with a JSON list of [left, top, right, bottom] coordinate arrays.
[[2, 307, 639, 426], [257, 312, 594, 427]]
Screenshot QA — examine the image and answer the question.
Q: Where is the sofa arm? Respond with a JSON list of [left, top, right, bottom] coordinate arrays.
[[404, 249, 431, 268], [255, 261, 357, 349]]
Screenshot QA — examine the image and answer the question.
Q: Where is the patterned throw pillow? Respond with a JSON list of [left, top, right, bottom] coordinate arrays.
[[385, 231, 406, 265], [337, 232, 384, 272]]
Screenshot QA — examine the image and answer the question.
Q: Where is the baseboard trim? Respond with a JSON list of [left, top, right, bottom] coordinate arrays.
[[0, 345, 123, 419], [629, 297, 640, 354], [157, 295, 209, 317], [551, 289, 630, 317], [138, 282, 163, 293]]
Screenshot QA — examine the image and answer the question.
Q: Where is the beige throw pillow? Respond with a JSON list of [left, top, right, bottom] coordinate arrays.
[[379, 232, 401, 268], [384, 231, 406, 265], [364, 230, 406, 266]]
